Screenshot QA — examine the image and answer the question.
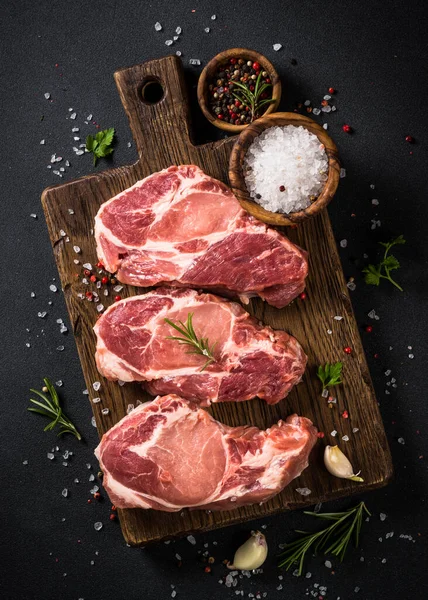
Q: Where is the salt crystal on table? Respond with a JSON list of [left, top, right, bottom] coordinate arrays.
[[92, 397, 101, 404], [70, 112, 77, 120], [38, 312, 47, 318], [347, 281, 356, 291], [295, 487, 311, 496], [40, 139, 45, 145], [113, 285, 123, 292], [154, 22, 162, 31], [211, 14, 217, 19], [90, 485, 99, 494], [165, 40, 173, 46], [175, 26, 182, 34], [323, 123, 328, 129], [204, 27, 210, 33], [173, 35, 178, 41], [398, 437, 405, 444], [327, 329, 332, 335], [75, 150, 84, 156], [91, 416, 97, 427], [189, 59, 201, 65], [304, 100, 311, 106], [72, 127, 79, 132], [273, 43, 282, 51], [73, 246, 81, 253], [409, 353, 414, 359], [127, 404, 135, 414], [321, 388, 329, 398], [87, 114, 93, 121], [305, 572, 312, 579], [175, 553, 181, 561], [30, 292, 36, 298], [322, 105, 332, 113], [93, 381, 101, 391], [342, 435, 350, 442], [340, 239, 347, 248], [312, 108, 321, 116], [60, 324, 68, 334], [380, 513, 387, 521], [44, 92, 50, 99], [340, 168, 346, 178], [331, 430, 337, 437], [96, 304, 104, 313], [94, 522, 103, 531], [47, 452, 55, 460], [30, 213, 37, 219], [187, 535, 196, 545], [102, 408, 110, 415], [352, 427, 359, 433], [325, 560, 332, 568], [334, 315, 343, 320], [372, 198, 379, 205], [62, 488, 68, 497], [57, 346, 64, 351], [49, 284, 58, 292]]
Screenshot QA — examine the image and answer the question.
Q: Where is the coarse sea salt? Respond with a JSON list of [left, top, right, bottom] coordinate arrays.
[[243, 126, 328, 214]]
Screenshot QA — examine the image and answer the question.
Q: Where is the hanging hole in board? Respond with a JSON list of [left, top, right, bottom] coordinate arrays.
[[140, 79, 164, 104]]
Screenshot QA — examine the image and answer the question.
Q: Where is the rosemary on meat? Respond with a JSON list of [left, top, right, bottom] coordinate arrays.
[[28, 378, 82, 440], [164, 313, 217, 371], [232, 72, 275, 121], [278, 502, 371, 575]]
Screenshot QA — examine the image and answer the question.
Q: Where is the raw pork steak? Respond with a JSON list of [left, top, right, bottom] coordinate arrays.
[[95, 395, 317, 512], [95, 165, 308, 308], [94, 288, 307, 406]]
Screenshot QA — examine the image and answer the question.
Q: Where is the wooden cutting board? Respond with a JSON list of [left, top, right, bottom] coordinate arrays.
[[41, 55, 392, 546]]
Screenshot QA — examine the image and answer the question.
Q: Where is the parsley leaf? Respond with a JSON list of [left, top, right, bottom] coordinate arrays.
[[86, 127, 115, 166], [317, 362, 343, 393], [363, 235, 405, 291]]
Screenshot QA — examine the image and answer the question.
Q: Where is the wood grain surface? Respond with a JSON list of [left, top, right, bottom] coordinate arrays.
[[41, 55, 392, 546]]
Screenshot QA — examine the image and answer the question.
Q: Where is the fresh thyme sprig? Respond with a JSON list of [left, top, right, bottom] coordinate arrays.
[[232, 72, 275, 121], [28, 378, 82, 440], [164, 313, 217, 371], [278, 502, 371, 575], [317, 362, 343, 394], [363, 234, 405, 291]]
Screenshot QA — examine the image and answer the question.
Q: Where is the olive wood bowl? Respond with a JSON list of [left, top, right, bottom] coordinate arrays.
[[229, 112, 341, 226], [197, 48, 282, 133]]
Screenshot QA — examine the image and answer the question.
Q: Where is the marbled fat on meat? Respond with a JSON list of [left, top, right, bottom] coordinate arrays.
[[94, 165, 308, 308], [94, 395, 317, 511], [94, 288, 307, 406]]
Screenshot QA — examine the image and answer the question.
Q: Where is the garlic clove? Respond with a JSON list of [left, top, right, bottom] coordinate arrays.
[[227, 530, 268, 571], [324, 445, 364, 482]]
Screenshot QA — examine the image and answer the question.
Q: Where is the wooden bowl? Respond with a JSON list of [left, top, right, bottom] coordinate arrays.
[[197, 48, 282, 133], [229, 112, 341, 226]]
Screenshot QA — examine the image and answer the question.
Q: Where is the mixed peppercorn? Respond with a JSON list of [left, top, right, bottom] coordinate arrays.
[[208, 57, 274, 125]]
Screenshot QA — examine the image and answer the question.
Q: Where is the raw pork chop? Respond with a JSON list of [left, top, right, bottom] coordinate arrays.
[[95, 394, 317, 512], [94, 165, 308, 308], [94, 287, 307, 406]]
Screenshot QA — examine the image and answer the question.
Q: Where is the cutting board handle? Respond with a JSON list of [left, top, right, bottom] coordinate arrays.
[[114, 56, 195, 167]]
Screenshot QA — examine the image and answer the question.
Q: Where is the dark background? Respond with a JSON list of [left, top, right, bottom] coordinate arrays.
[[1, 1, 428, 599]]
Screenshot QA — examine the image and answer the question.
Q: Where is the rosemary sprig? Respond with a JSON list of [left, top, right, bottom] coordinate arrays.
[[278, 502, 371, 575], [28, 378, 82, 440], [232, 72, 275, 121], [164, 313, 217, 371]]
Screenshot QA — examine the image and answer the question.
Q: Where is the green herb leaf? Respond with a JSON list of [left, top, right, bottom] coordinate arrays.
[[85, 127, 115, 166], [164, 313, 217, 371], [363, 235, 405, 291], [317, 362, 343, 393], [362, 264, 381, 286], [278, 502, 371, 575], [28, 378, 82, 440]]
